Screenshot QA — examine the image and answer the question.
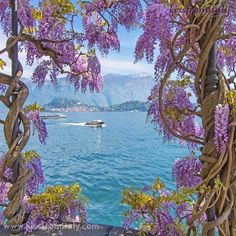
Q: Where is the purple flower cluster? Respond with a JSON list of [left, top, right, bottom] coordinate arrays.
[[0, 83, 6, 94], [27, 111, 48, 145], [0, 0, 11, 35], [148, 83, 203, 149], [83, 0, 142, 54], [1, 0, 36, 36], [24, 204, 60, 233], [122, 183, 194, 236], [135, 1, 172, 64], [69, 56, 103, 93], [0, 181, 9, 205], [151, 210, 179, 236], [32, 61, 51, 87], [25, 157, 45, 196], [123, 201, 185, 235], [176, 202, 188, 218], [172, 156, 202, 189], [123, 210, 142, 230], [24, 201, 87, 233], [18, 0, 34, 29], [214, 104, 230, 154], [83, 15, 120, 54], [109, 0, 142, 30], [49, 65, 59, 86], [19, 41, 42, 67], [60, 200, 88, 225], [0, 154, 13, 207]]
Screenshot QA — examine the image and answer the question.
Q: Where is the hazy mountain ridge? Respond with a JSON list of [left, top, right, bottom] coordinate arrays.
[[23, 73, 154, 107]]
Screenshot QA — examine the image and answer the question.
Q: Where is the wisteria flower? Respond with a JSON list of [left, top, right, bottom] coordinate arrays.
[[27, 111, 48, 145], [214, 104, 230, 154], [172, 156, 202, 189]]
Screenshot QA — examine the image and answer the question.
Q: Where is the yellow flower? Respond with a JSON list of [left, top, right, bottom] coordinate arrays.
[[75, 44, 81, 51], [70, 183, 81, 193], [153, 178, 165, 191], [23, 150, 40, 161], [0, 59, 6, 70], [57, 0, 76, 14], [23, 27, 37, 34], [32, 9, 43, 21], [25, 102, 43, 112]]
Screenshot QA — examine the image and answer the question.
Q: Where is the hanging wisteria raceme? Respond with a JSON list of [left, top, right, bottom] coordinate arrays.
[[32, 60, 51, 87], [148, 80, 203, 149], [0, 211, 4, 225], [24, 151, 45, 196], [18, 0, 34, 29], [213, 104, 230, 154], [27, 111, 48, 145], [82, 0, 142, 53], [172, 156, 202, 189], [135, 0, 172, 65], [0, 0, 11, 36]]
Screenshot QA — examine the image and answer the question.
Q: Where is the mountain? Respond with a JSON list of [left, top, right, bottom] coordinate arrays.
[[23, 73, 154, 107]]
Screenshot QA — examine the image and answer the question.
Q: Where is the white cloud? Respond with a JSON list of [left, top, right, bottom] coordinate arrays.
[[99, 57, 153, 75]]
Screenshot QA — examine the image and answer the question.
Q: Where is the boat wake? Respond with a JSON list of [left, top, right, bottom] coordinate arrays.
[[61, 122, 86, 126], [61, 122, 106, 127]]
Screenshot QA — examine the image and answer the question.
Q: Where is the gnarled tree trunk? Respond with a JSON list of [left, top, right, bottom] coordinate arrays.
[[0, 37, 30, 232], [197, 14, 236, 236]]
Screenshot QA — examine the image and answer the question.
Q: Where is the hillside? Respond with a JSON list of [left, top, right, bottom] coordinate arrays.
[[103, 101, 148, 112], [43, 98, 149, 112]]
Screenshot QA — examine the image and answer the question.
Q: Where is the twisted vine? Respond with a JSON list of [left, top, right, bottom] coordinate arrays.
[[0, 37, 31, 229]]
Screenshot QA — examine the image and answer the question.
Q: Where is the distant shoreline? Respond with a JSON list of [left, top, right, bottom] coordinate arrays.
[[43, 99, 149, 113], [44, 109, 147, 113]]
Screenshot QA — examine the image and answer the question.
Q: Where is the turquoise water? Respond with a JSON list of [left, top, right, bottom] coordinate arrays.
[[0, 112, 189, 226]]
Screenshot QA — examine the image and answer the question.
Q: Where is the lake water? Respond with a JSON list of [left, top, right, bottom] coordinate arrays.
[[0, 112, 190, 226]]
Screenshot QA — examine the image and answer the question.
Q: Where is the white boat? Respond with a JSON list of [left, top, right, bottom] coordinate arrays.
[[85, 120, 104, 127], [40, 113, 66, 119]]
